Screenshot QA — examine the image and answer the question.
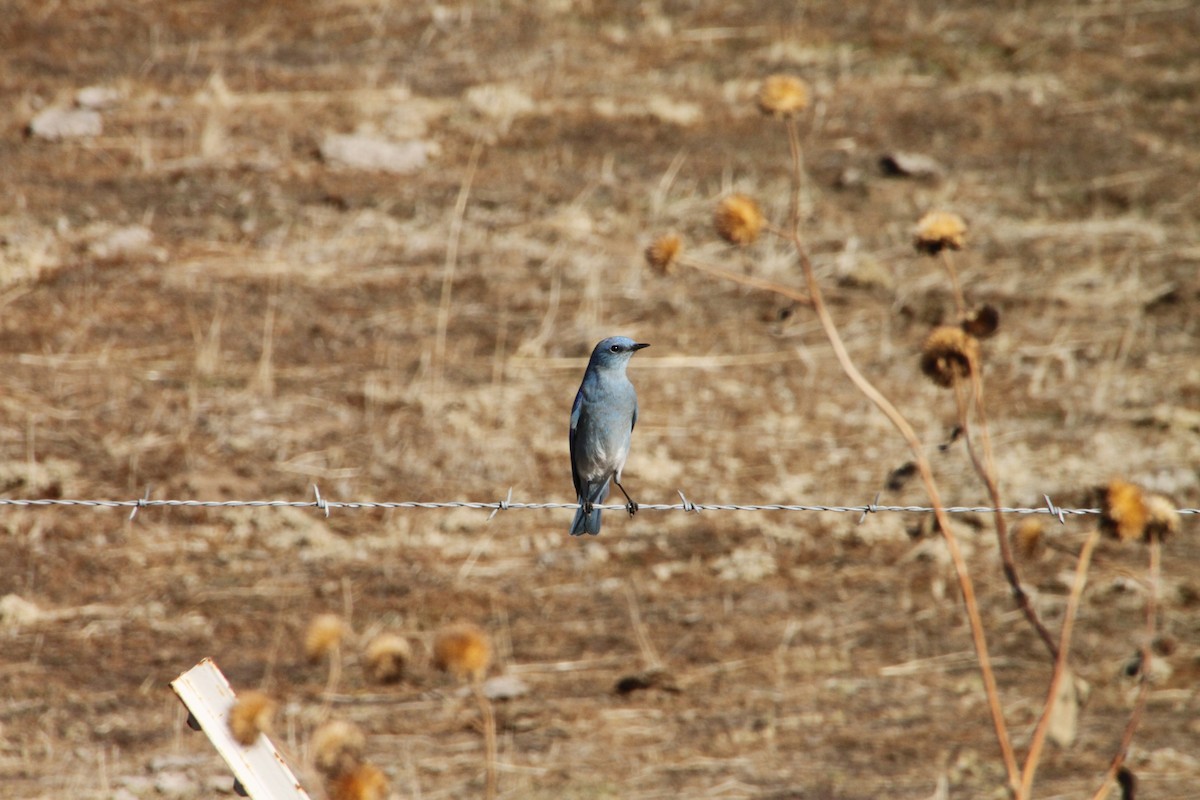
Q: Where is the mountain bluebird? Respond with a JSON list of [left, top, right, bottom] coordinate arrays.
[[569, 336, 649, 536]]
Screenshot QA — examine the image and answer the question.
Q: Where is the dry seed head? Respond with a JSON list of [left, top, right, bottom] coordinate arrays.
[[919, 326, 979, 388], [227, 690, 276, 746], [1013, 518, 1045, 560], [962, 303, 1000, 339], [914, 211, 967, 255], [305, 613, 349, 662], [432, 622, 492, 682], [311, 719, 366, 777], [1153, 634, 1178, 657], [645, 233, 683, 273], [714, 193, 764, 245], [1143, 493, 1180, 543], [328, 762, 389, 800], [363, 633, 412, 684], [757, 74, 811, 116], [1101, 479, 1149, 543]]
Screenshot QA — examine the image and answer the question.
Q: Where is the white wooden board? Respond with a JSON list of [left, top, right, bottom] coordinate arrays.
[[170, 658, 311, 800]]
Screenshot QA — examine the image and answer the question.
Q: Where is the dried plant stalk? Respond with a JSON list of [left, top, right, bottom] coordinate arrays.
[[675, 253, 811, 307], [953, 374, 1059, 660], [776, 114, 1021, 794], [797, 241, 1020, 793], [1090, 534, 1161, 800], [1019, 528, 1101, 795], [670, 80, 1181, 799], [939, 249, 967, 317], [433, 140, 483, 394], [473, 682, 498, 800]]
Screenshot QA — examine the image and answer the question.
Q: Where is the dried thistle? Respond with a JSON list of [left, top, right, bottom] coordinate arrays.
[[757, 74, 811, 116], [328, 762, 389, 800], [1143, 493, 1180, 543], [363, 633, 412, 684], [305, 613, 349, 662], [644, 233, 683, 273], [962, 303, 1000, 339], [228, 690, 276, 746], [919, 326, 980, 388], [1013, 518, 1045, 560], [1101, 479, 1150, 543], [311, 719, 366, 777], [714, 193, 765, 245], [1102, 483, 1178, 543], [914, 211, 967, 255], [433, 622, 492, 682]]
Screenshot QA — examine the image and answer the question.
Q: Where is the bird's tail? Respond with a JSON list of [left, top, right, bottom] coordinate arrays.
[[569, 481, 610, 536]]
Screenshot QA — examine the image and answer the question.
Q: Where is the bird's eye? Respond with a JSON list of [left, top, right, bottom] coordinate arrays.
[[609, 344, 621, 353]]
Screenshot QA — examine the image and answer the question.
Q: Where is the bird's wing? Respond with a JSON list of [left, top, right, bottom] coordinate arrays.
[[569, 388, 584, 497], [631, 396, 639, 431]]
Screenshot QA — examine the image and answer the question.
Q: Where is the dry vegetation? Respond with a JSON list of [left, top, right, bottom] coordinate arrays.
[[1, 2, 1198, 798]]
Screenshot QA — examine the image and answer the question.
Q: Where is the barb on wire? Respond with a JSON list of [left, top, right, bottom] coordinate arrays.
[[129, 485, 152, 521], [1044, 494, 1067, 525], [0, 495, 1196, 518], [677, 490, 701, 513], [313, 484, 330, 518], [858, 492, 881, 525], [487, 488, 513, 522]]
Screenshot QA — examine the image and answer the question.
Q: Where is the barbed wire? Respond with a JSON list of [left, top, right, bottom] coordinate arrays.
[[0, 488, 1195, 523]]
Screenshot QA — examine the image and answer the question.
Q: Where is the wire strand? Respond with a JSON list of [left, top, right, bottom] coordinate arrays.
[[0, 495, 1195, 517]]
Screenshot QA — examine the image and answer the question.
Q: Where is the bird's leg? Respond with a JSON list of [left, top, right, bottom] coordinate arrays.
[[613, 478, 638, 517]]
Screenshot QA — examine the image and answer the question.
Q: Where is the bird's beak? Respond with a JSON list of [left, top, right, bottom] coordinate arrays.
[[632, 342, 650, 351]]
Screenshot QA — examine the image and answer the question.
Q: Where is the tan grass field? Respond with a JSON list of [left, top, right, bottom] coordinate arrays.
[[1, 2, 1198, 798]]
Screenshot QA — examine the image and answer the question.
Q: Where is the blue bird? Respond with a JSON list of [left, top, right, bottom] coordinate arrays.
[[569, 336, 649, 536]]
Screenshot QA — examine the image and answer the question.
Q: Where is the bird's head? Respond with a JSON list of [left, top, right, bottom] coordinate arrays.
[[590, 336, 650, 369]]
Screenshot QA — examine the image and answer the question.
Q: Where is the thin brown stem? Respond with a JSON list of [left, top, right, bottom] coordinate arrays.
[[1090, 535, 1160, 800], [472, 680, 498, 800], [795, 242, 1020, 795], [785, 116, 804, 232], [772, 115, 1017, 796], [701, 113, 1021, 796], [1020, 528, 1101, 796], [775, 114, 1018, 795], [433, 139, 483, 394], [956, 371, 1059, 660], [940, 249, 966, 317], [313, 644, 343, 724], [623, 581, 663, 670], [677, 254, 810, 306]]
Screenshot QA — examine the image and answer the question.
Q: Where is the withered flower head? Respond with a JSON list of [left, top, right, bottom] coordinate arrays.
[[914, 211, 967, 255], [1013, 518, 1045, 560], [757, 74, 811, 116], [1143, 493, 1180, 543], [962, 303, 1000, 339], [305, 613, 349, 662], [919, 326, 980, 388], [433, 622, 493, 683], [714, 193, 764, 246], [228, 690, 276, 746], [328, 762, 389, 800], [1100, 479, 1149, 543], [644, 233, 683, 273], [311, 719, 366, 777], [363, 633, 412, 684]]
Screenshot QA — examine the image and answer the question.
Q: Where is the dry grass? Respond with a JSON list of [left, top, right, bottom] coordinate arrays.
[[1, 1, 1198, 798]]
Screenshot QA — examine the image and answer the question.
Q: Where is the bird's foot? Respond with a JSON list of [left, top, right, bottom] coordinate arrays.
[[613, 479, 638, 518], [583, 500, 594, 515]]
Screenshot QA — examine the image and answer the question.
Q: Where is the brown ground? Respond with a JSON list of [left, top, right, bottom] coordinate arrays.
[[1, 2, 1198, 798]]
